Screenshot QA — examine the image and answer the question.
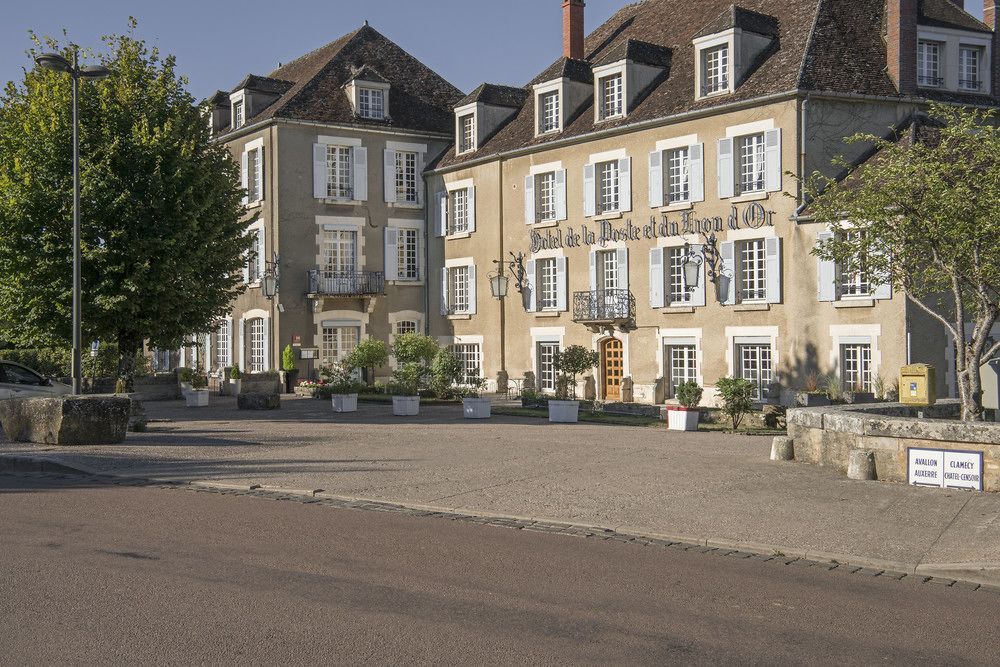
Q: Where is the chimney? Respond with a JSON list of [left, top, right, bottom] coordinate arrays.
[[986, 1, 999, 95], [887, 0, 918, 94], [563, 0, 585, 60]]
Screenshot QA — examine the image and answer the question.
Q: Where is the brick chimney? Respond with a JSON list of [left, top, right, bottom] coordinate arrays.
[[563, 0, 585, 60], [986, 1, 1000, 95], [887, 0, 918, 94]]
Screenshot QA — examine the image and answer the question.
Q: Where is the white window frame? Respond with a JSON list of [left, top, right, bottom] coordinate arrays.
[[693, 31, 738, 99], [701, 44, 730, 96], [449, 188, 470, 236], [916, 28, 993, 95], [537, 257, 560, 311], [537, 341, 561, 393], [396, 227, 420, 282], [394, 150, 419, 204], [665, 344, 698, 399], [736, 132, 767, 195], [918, 40, 944, 88], [447, 265, 471, 315], [215, 320, 232, 369], [959, 45, 983, 91], [246, 224, 265, 285], [737, 238, 768, 303], [536, 172, 558, 222], [594, 65, 626, 122], [597, 160, 620, 214], [231, 96, 245, 129], [666, 246, 693, 305], [538, 90, 561, 134], [320, 325, 360, 367], [358, 87, 386, 119], [248, 317, 267, 373], [666, 146, 691, 204], [450, 343, 482, 385], [325, 144, 354, 200], [456, 108, 477, 154]]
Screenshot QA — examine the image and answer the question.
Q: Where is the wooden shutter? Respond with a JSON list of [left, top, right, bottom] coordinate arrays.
[[467, 187, 477, 234], [616, 247, 629, 291], [690, 244, 707, 307], [649, 248, 664, 308], [717, 138, 734, 199], [583, 164, 596, 217], [648, 151, 664, 209], [384, 149, 397, 203], [240, 151, 249, 206], [440, 267, 449, 315], [384, 227, 399, 282], [764, 128, 782, 192], [352, 147, 368, 201], [689, 143, 705, 202], [525, 258, 537, 312], [467, 264, 477, 315], [555, 169, 567, 221], [720, 241, 736, 305], [312, 143, 328, 199], [816, 231, 837, 302], [619, 157, 632, 212], [524, 175, 535, 225], [556, 256, 568, 312], [435, 192, 448, 237], [765, 237, 782, 304]]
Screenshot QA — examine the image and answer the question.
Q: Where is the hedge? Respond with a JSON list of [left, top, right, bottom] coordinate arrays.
[[0, 345, 148, 378]]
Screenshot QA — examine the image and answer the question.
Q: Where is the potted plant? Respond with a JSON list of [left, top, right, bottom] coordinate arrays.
[[716, 376, 755, 431], [327, 360, 363, 413], [185, 372, 210, 407], [667, 381, 702, 431], [549, 345, 599, 423], [430, 348, 465, 400], [348, 338, 389, 388], [795, 372, 831, 407], [461, 376, 491, 419], [229, 365, 243, 396], [281, 345, 299, 393], [177, 367, 196, 395], [389, 333, 439, 416]]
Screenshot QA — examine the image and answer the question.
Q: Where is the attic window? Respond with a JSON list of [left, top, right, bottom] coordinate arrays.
[[701, 45, 730, 96], [539, 91, 560, 134], [233, 100, 245, 128], [598, 73, 624, 120], [458, 113, 476, 153], [358, 87, 386, 119]]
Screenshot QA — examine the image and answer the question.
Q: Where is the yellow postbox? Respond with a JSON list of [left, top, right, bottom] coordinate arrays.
[[899, 364, 936, 407]]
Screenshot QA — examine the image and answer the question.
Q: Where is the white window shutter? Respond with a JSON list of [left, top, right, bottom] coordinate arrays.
[[764, 128, 782, 192], [312, 143, 328, 199], [384, 149, 397, 203], [440, 267, 449, 315], [256, 229, 265, 280], [555, 169, 567, 221], [242, 246, 250, 284], [720, 241, 736, 305], [415, 152, 425, 206], [467, 187, 476, 234], [583, 164, 596, 217], [262, 318, 271, 371], [353, 147, 368, 201], [524, 175, 535, 224], [648, 151, 664, 209], [816, 231, 837, 302], [690, 244, 707, 307], [467, 264, 477, 315], [240, 151, 249, 206], [872, 246, 893, 301], [556, 256, 568, 312], [589, 250, 597, 291], [619, 157, 632, 212], [616, 246, 629, 291], [717, 138, 734, 199], [689, 143, 705, 202], [649, 248, 664, 308], [384, 227, 399, 282], [436, 192, 448, 237], [525, 259, 537, 311], [238, 317, 246, 371], [765, 236, 782, 304]]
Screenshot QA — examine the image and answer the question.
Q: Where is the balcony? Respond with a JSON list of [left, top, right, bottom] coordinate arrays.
[[572, 289, 636, 330], [307, 270, 385, 297]]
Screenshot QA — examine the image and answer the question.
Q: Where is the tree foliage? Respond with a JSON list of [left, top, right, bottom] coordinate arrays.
[[0, 22, 251, 387], [805, 104, 1000, 421]]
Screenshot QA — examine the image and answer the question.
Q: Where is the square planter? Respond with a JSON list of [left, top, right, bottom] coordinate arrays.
[[229, 379, 242, 396], [462, 397, 492, 419], [185, 389, 209, 408], [844, 391, 876, 404], [795, 392, 830, 407], [666, 406, 699, 431], [332, 394, 358, 413], [548, 400, 580, 423], [392, 395, 420, 416]]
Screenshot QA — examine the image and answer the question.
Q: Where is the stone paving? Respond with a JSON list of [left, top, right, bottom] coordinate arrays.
[[3, 395, 1000, 585]]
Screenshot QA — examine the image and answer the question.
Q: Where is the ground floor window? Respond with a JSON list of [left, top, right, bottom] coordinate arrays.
[[248, 318, 266, 373], [841, 343, 872, 393], [216, 322, 230, 369], [394, 320, 418, 336], [320, 327, 359, 367], [737, 343, 772, 401], [450, 344, 482, 385], [537, 342, 560, 393], [665, 345, 697, 398]]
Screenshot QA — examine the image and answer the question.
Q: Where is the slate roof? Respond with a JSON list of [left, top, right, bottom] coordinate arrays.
[[531, 57, 594, 86], [457, 83, 530, 109], [230, 74, 295, 96], [593, 39, 673, 68], [209, 90, 230, 108], [433, 0, 998, 171], [216, 24, 464, 137]]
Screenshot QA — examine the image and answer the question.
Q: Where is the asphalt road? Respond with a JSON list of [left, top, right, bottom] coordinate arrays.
[[2, 475, 997, 665]]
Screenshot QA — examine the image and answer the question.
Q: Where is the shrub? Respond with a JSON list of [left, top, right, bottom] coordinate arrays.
[[191, 373, 208, 389], [553, 345, 599, 400], [389, 362, 427, 397], [326, 360, 363, 395], [392, 333, 439, 366], [348, 338, 389, 386], [281, 345, 298, 372], [230, 365, 242, 380], [716, 376, 755, 430], [824, 374, 843, 402], [178, 367, 194, 383], [430, 348, 465, 399], [675, 381, 703, 409], [459, 376, 488, 399]]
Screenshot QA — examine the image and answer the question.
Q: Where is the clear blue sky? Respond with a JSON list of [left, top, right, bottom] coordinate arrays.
[[1, 0, 635, 99]]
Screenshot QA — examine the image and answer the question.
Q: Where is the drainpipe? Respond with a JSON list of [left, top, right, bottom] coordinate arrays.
[[423, 168, 432, 335], [498, 157, 506, 373], [795, 95, 810, 217]]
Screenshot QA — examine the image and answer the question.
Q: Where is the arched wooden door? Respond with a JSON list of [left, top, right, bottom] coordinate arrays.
[[601, 338, 624, 401]]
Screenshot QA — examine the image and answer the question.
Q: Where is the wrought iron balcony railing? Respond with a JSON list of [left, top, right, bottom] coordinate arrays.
[[959, 79, 982, 91], [572, 289, 636, 324], [308, 270, 385, 297], [918, 75, 944, 87]]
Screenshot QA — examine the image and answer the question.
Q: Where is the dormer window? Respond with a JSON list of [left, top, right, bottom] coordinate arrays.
[[358, 87, 386, 119], [692, 9, 778, 100], [458, 113, 476, 153], [598, 73, 624, 120], [702, 45, 730, 96], [959, 46, 983, 91], [233, 100, 245, 128], [539, 91, 560, 134], [917, 40, 943, 87]]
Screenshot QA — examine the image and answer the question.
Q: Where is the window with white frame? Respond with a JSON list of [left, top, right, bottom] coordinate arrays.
[[839, 231, 870, 297], [233, 100, 245, 128], [396, 228, 420, 281], [667, 247, 692, 305], [598, 73, 623, 120], [841, 343, 873, 393], [959, 46, 983, 91], [537, 342, 560, 392], [326, 145, 353, 199], [665, 345, 697, 398], [447, 266, 470, 314], [666, 147, 690, 204], [539, 91, 560, 133], [394, 320, 418, 336], [246, 147, 262, 203], [322, 229, 357, 278], [701, 45, 730, 95], [737, 343, 772, 401], [918, 40, 943, 87], [536, 172, 557, 222], [450, 344, 482, 385], [394, 151, 418, 204], [216, 322, 231, 368], [597, 160, 620, 214], [598, 250, 619, 292], [738, 239, 767, 302], [358, 88, 385, 119], [248, 318, 266, 373], [458, 114, 476, 153], [538, 258, 559, 310], [320, 327, 359, 366], [737, 133, 767, 194], [449, 188, 470, 235], [247, 229, 262, 283]]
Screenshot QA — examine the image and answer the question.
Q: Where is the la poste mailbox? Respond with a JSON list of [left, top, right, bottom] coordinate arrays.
[[900, 364, 936, 407]]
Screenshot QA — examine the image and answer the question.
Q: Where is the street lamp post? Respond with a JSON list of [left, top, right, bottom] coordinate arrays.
[[35, 50, 110, 395]]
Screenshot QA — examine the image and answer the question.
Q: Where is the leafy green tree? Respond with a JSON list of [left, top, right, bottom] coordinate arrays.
[[0, 22, 251, 389], [716, 376, 754, 430], [430, 348, 465, 399], [805, 104, 1000, 421], [553, 345, 599, 400], [348, 338, 389, 386], [391, 333, 439, 366]]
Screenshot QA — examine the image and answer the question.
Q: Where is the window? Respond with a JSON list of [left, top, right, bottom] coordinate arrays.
[[841, 343, 873, 393], [395, 151, 418, 203], [246, 148, 262, 203], [394, 320, 418, 336], [598, 250, 619, 291], [2, 362, 43, 385], [216, 322, 230, 368], [702, 45, 730, 95], [737, 343, 772, 401], [448, 266, 470, 314], [598, 73, 623, 120], [538, 258, 559, 310], [233, 100, 245, 128], [449, 188, 470, 235], [539, 91, 560, 133], [667, 247, 692, 305], [450, 344, 482, 385], [248, 318, 266, 373], [918, 40, 943, 87], [597, 160, 620, 214], [458, 114, 476, 153], [397, 228, 420, 281], [536, 172, 557, 222], [839, 231, 870, 297], [737, 133, 766, 194], [358, 88, 385, 119], [247, 229, 262, 283], [666, 147, 690, 204], [959, 47, 982, 91], [666, 345, 697, 398], [320, 229, 357, 294], [320, 327, 359, 366], [537, 342, 560, 392], [326, 145, 353, 199], [738, 239, 767, 302]]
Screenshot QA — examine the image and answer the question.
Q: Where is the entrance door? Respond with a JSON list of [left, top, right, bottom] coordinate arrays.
[[601, 338, 624, 401]]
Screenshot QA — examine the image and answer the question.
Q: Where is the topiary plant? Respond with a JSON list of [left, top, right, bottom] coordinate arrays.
[[675, 381, 703, 409], [230, 365, 242, 380], [716, 376, 755, 430], [281, 344, 298, 372], [553, 345, 599, 400], [348, 338, 389, 386]]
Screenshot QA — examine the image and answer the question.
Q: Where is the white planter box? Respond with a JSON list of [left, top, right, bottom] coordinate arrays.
[[392, 395, 420, 416], [185, 390, 209, 408], [548, 400, 580, 423], [667, 408, 700, 431], [230, 379, 242, 396], [462, 397, 491, 419], [332, 394, 358, 413]]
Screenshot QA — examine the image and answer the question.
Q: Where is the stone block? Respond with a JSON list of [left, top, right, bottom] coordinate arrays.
[[847, 450, 877, 481], [0, 395, 130, 445], [770, 436, 795, 461], [786, 408, 824, 429], [237, 392, 280, 410], [822, 411, 866, 435]]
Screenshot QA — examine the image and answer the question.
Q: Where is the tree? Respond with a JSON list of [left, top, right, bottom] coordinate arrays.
[[716, 376, 754, 431], [0, 22, 251, 389], [805, 104, 1000, 421], [348, 338, 389, 387], [553, 345, 599, 400]]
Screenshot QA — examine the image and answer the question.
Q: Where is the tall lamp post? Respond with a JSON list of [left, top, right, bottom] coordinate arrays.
[[35, 50, 110, 395]]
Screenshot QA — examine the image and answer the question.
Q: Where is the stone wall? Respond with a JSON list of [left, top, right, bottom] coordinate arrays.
[[787, 401, 1000, 492]]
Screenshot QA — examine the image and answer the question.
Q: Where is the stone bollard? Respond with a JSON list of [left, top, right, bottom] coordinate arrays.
[[847, 450, 877, 481], [770, 436, 795, 461], [128, 396, 148, 432]]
